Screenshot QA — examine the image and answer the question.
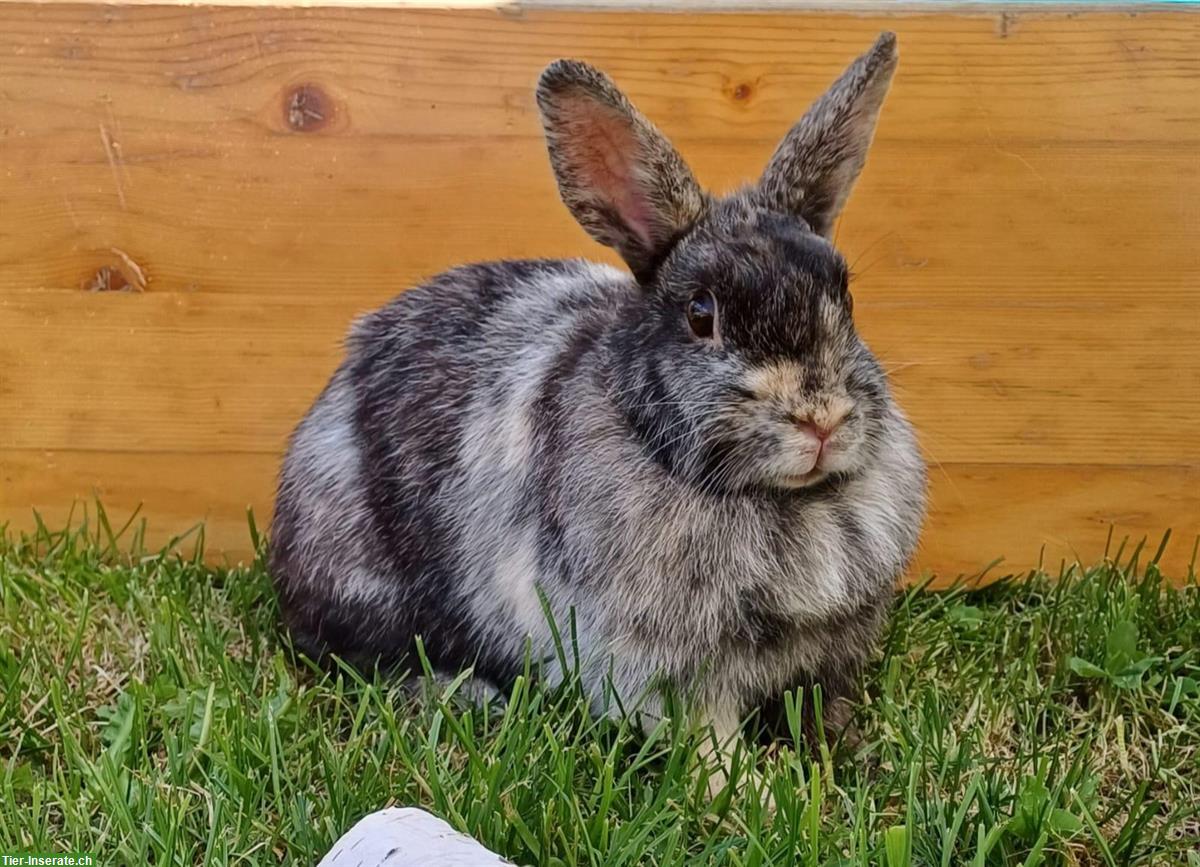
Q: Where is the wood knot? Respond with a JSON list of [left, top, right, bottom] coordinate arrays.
[[722, 77, 760, 106], [82, 248, 148, 293], [85, 266, 131, 293], [284, 84, 332, 132]]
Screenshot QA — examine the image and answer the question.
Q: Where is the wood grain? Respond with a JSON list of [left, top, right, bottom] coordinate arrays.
[[1, 4, 1198, 577], [3, 287, 1197, 465]]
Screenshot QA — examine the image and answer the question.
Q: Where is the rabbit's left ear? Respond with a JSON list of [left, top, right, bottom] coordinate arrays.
[[758, 33, 898, 239], [537, 60, 706, 280]]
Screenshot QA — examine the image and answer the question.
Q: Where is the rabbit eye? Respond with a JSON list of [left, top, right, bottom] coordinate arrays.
[[686, 291, 717, 339]]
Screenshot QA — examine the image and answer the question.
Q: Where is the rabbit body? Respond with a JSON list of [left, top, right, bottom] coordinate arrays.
[[271, 34, 926, 734]]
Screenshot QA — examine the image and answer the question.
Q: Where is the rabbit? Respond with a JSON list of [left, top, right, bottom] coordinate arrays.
[[270, 31, 926, 775]]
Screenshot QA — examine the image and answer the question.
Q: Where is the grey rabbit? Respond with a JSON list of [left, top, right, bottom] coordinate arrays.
[[270, 32, 926, 773]]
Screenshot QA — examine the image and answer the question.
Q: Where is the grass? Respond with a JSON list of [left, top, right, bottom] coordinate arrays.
[[1, 511, 1198, 866]]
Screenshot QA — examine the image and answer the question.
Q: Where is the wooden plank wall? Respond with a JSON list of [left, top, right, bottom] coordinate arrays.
[[1, 3, 1198, 579]]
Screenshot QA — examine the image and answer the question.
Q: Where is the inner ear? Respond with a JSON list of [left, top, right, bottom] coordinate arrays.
[[537, 59, 705, 278], [563, 102, 656, 250]]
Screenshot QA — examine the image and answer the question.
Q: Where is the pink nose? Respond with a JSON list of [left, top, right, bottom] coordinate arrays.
[[795, 420, 838, 442]]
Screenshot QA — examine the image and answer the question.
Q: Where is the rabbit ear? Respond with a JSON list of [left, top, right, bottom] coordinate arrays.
[[758, 33, 898, 239], [537, 60, 705, 279]]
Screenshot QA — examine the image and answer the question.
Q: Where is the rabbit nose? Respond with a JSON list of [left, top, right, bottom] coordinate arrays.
[[793, 406, 849, 443], [794, 420, 835, 442]]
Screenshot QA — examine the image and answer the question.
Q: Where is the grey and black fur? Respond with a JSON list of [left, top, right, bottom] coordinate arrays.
[[271, 33, 926, 756]]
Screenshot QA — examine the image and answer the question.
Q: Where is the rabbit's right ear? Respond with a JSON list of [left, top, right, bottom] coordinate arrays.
[[537, 60, 705, 280]]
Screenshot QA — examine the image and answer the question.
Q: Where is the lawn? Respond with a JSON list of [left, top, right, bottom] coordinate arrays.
[[1, 512, 1197, 866]]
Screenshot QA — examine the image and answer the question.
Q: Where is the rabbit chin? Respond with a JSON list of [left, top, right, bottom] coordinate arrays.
[[775, 459, 841, 489], [769, 445, 860, 489], [775, 469, 829, 489]]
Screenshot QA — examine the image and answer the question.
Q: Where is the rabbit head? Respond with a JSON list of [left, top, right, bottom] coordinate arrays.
[[537, 34, 900, 494]]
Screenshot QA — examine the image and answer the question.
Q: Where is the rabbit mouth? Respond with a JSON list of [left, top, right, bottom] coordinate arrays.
[[779, 468, 827, 488]]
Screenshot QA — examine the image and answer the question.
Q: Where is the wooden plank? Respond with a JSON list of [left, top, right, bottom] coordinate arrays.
[[2, 144, 1197, 322], [3, 133, 1197, 296], [1, 4, 1198, 575], [3, 287, 1198, 465], [4, 449, 1196, 579], [1, 449, 274, 562], [923, 462, 1199, 581]]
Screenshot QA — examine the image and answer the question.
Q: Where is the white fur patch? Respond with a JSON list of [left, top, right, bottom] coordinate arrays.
[[489, 529, 545, 634]]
